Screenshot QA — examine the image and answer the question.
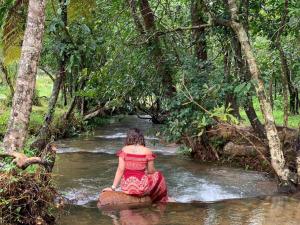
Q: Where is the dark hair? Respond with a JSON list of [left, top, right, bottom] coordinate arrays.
[[124, 128, 145, 146]]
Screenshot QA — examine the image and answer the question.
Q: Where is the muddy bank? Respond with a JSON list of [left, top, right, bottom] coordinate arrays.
[[185, 123, 299, 172]]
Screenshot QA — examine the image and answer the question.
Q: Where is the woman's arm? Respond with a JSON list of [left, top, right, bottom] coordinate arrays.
[[103, 156, 125, 192], [112, 157, 125, 187], [147, 160, 156, 174]]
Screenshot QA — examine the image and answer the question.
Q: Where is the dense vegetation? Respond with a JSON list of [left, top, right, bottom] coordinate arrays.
[[0, 0, 299, 224]]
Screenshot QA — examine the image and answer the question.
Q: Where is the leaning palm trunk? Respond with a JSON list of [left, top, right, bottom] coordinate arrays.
[[226, 0, 293, 187], [2, 0, 47, 168]]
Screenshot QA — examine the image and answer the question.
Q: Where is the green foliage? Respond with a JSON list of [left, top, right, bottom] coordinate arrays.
[[0, 109, 9, 137], [67, 0, 96, 23], [176, 145, 192, 156], [1, 0, 299, 153], [0, 0, 14, 27]]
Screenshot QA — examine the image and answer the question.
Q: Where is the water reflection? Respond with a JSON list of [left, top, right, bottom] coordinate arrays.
[[103, 204, 166, 225], [101, 196, 300, 225], [58, 194, 300, 225]]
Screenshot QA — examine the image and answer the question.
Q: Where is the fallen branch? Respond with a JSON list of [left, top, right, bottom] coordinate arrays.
[[83, 105, 106, 120], [223, 142, 268, 157]]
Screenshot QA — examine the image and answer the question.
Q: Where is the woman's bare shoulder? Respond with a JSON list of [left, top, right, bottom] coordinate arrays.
[[143, 147, 153, 154], [121, 145, 130, 151], [122, 145, 153, 154]]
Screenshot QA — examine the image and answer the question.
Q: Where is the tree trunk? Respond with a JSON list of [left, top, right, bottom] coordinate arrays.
[[223, 41, 240, 118], [231, 34, 266, 139], [277, 42, 299, 115], [35, 72, 63, 143], [275, 0, 289, 128], [277, 42, 289, 128], [275, 78, 277, 100], [244, 96, 267, 139], [226, 0, 293, 186], [62, 82, 68, 106], [64, 96, 77, 121], [138, 0, 175, 97], [33, 0, 67, 149], [51, 0, 68, 113], [272, 0, 299, 115], [127, 0, 145, 34], [269, 74, 274, 109], [3, 0, 46, 153], [191, 0, 207, 61]]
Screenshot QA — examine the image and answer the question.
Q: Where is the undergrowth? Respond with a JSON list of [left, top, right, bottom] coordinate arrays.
[[0, 169, 57, 225]]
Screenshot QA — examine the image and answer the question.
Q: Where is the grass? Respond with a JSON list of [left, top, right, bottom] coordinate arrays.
[[240, 97, 300, 128], [35, 75, 53, 97], [0, 75, 67, 137]]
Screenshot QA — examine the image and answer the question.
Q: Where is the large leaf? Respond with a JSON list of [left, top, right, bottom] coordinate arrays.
[[2, 0, 29, 65]]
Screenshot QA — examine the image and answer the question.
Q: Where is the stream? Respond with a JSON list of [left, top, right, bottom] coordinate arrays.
[[54, 116, 300, 225]]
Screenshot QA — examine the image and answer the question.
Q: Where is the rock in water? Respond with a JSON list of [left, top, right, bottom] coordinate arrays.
[[98, 191, 151, 209]]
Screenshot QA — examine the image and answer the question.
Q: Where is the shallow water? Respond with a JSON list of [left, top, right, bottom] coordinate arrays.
[[54, 116, 300, 225]]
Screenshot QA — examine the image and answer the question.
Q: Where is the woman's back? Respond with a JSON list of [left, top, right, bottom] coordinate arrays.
[[117, 145, 156, 172]]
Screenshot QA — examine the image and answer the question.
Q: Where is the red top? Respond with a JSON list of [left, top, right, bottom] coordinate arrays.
[[116, 150, 156, 171]]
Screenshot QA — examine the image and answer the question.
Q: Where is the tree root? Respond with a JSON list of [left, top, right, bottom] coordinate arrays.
[[0, 144, 57, 172]]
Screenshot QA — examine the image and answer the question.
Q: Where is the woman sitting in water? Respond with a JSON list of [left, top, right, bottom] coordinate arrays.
[[102, 128, 169, 202]]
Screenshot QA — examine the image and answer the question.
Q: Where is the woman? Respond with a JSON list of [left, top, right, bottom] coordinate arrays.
[[102, 128, 168, 202]]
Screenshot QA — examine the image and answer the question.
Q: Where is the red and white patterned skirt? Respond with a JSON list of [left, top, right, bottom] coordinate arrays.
[[120, 170, 168, 203]]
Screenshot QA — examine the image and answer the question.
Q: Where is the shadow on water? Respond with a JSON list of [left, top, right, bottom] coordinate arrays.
[[54, 116, 300, 224]]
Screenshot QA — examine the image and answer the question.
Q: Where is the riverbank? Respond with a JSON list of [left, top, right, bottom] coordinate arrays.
[[184, 123, 299, 175], [0, 75, 88, 224]]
